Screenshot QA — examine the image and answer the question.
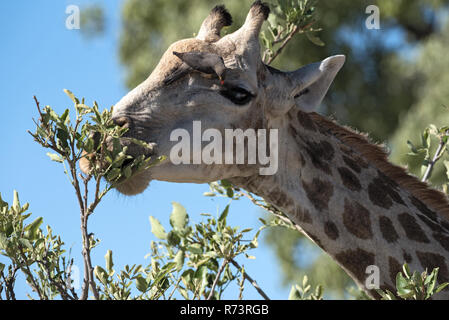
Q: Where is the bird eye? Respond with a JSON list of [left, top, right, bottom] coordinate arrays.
[[220, 86, 254, 105]]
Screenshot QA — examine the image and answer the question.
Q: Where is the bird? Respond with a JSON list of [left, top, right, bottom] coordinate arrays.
[[164, 51, 228, 85]]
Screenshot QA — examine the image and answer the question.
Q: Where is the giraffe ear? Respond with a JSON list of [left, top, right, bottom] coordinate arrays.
[[288, 55, 345, 112]]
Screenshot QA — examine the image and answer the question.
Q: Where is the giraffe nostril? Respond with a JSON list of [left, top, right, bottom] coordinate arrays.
[[113, 116, 131, 128]]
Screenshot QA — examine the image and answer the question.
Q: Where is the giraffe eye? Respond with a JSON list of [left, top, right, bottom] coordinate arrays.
[[220, 86, 254, 105]]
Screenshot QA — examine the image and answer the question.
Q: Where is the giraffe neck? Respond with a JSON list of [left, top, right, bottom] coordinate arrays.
[[230, 110, 449, 298]]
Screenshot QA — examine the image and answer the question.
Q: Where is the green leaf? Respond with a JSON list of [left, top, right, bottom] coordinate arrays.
[[135, 275, 148, 293], [149, 216, 167, 240], [47, 153, 64, 163], [106, 168, 121, 182], [105, 250, 114, 274], [194, 265, 208, 296], [435, 283, 449, 294], [220, 179, 232, 188], [422, 129, 431, 149], [13, 190, 20, 212], [170, 202, 188, 231], [305, 32, 325, 46], [402, 263, 411, 278], [0, 233, 8, 250], [60, 109, 70, 125], [178, 287, 189, 300], [406, 140, 419, 154], [396, 273, 413, 298], [63, 89, 79, 104], [174, 250, 185, 271], [187, 243, 202, 254], [123, 165, 132, 179], [288, 285, 301, 300], [429, 124, 438, 136], [24, 217, 43, 240], [167, 231, 180, 246], [218, 204, 230, 223], [376, 289, 396, 300], [0, 262, 5, 274], [181, 269, 195, 289], [19, 238, 33, 250], [443, 160, 449, 180], [94, 266, 108, 285]]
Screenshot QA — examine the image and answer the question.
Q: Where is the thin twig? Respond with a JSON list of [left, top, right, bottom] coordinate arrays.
[[35, 259, 75, 300], [17, 245, 47, 300], [1, 268, 18, 300], [266, 21, 316, 65], [207, 259, 228, 300], [422, 131, 449, 182], [167, 277, 183, 300], [33, 96, 44, 123], [230, 259, 270, 300]]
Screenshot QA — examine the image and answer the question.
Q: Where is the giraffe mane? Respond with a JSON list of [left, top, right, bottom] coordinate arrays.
[[309, 112, 449, 221]]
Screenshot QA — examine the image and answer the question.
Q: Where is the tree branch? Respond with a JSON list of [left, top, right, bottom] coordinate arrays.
[[207, 259, 228, 300], [17, 245, 47, 300], [266, 21, 316, 65], [230, 259, 270, 300], [421, 130, 449, 182]]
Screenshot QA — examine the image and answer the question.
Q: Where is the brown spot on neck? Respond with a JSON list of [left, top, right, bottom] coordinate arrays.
[[388, 256, 402, 284], [410, 196, 439, 223], [368, 179, 393, 209], [416, 213, 447, 234], [398, 212, 430, 243], [342, 155, 362, 173], [335, 248, 375, 287], [324, 221, 339, 240], [342, 198, 373, 239], [338, 167, 362, 192], [403, 251, 413, 263], [302, 178, 334, 212], [379, 216, 399, 243], [433, 233, 449, 252], [303, 140, 335, 175]]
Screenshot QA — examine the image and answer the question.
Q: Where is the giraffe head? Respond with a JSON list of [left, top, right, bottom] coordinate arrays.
[[89, 1, 344, 195]]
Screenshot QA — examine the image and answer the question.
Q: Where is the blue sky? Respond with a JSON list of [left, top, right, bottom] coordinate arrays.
[[0, 0, 290, 299]]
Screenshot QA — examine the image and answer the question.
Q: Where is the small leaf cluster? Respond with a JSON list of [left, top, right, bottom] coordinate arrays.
[[288, 275, 323, 300], [407, 124, 449, 184], [261, 0, 323, 63], [93, 249, 176, 300], [29, 90, 161, 189], [0, 191, 77, 300], [377, 263, 449, 300], [149, 202, 262, 300]]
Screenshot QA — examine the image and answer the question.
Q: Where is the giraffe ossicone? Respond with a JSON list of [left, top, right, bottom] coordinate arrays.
[[80, 1, 449, 299]]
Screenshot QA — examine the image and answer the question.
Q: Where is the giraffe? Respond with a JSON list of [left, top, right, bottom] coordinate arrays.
[[80, 1, 449, 298]]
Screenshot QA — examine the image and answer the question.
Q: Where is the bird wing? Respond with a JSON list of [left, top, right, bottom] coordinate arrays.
[[163, 63, 192, 85]]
